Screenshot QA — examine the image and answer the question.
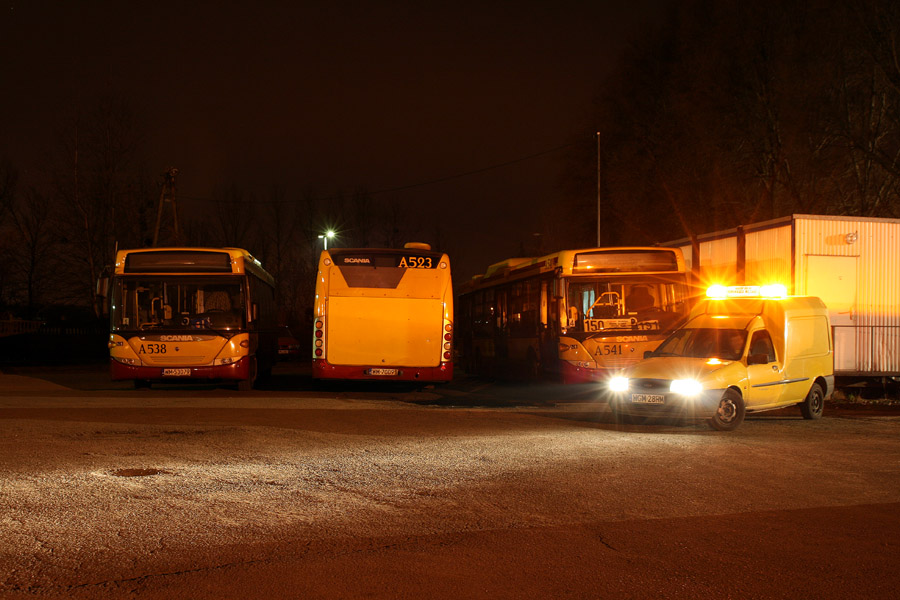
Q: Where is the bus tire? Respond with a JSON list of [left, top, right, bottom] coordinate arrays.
[[525, 349, 541, 380], [799, 382, 825, 420], [708, 389, 745, 431]]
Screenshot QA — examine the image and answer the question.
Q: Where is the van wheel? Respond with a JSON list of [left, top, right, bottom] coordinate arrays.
[[800, 383, 824, 420], [708, 389, 745, 431]]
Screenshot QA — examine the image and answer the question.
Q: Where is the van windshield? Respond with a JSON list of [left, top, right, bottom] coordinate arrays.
[[654, 327, 747, 361]]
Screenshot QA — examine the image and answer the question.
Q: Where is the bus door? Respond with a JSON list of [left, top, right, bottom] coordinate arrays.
[[540, 278, 558, 369]]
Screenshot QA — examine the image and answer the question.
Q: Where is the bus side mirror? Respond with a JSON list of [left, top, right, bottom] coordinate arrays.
[[95, 275, 110, 318], [748, 353, 768, 365]]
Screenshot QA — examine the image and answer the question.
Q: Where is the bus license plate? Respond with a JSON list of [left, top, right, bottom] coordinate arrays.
[[162, 368, 191, 377], [367, 368, 398, 376], [631, 393, 664, 404]]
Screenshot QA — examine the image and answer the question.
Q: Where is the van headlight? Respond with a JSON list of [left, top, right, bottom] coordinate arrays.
[[609, 376, 630, 392], [670, 379, 703, 396]]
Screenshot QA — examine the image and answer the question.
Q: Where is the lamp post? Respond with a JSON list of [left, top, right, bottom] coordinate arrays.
[[318, 230, 335, 250]]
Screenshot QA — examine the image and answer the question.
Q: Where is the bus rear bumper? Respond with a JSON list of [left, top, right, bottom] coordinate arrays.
[[313, 359, 453, 382], [110, 357, 250, 381]]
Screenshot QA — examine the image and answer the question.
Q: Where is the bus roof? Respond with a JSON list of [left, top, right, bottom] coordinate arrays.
[[114, 247, 274, 286], [460, 247, 685, 293]]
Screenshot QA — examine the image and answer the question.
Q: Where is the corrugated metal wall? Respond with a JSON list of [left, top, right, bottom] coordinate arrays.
[[699, 237, 738, 286], [745, 224, 792, 289], [795, 216, 900, 376]]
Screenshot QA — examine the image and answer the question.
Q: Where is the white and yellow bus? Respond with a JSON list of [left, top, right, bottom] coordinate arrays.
[[312, 243, 453, 382], [458, 247, 690, 383], [105, 247, 277, 389]]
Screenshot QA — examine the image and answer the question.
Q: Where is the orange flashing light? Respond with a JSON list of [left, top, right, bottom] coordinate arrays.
[[706, 284, 788, 299]]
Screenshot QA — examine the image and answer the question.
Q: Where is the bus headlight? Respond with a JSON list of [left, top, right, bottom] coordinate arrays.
[[608, 376, 630, 392], [670, 379, 703, 396]]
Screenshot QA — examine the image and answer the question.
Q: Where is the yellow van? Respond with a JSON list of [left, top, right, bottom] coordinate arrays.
[[607, 285, 834, 431]]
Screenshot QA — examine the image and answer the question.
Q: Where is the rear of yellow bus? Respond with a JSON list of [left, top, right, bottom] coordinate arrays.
[[312, 245, 453, 382]]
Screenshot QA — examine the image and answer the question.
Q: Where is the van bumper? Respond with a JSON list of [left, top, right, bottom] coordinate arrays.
[[610, 388, 725, 419]]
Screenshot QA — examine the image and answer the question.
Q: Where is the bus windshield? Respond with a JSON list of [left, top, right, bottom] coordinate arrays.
[[654, 327, 747, 361], [112, 277, 245, 332], [566, 278, 685, 333]]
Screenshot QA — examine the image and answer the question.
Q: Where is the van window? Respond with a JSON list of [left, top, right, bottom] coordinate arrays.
[[655, 327, 746, 360], [748, 330, 776, 362]]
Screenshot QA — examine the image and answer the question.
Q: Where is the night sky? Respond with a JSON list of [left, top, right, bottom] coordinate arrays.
[[2, 0, 666, 280]]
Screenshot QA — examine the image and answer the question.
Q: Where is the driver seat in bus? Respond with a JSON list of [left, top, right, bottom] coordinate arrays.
[[626, 286, 654, 311], [205, 291, 232, 312]]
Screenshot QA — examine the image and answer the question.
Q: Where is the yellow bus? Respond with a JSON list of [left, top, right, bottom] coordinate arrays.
[[105, 247, 277, 390], [312, 243, 453, 382], [458, 247, 689, 383]]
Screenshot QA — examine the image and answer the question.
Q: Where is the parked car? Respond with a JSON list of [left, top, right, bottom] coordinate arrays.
[[277, 326, 302, 359]]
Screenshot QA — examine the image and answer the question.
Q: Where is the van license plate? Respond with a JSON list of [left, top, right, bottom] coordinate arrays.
[[162, 368, 191, 377], [631, 393, 664, 404], [367, 368, 398, 376]]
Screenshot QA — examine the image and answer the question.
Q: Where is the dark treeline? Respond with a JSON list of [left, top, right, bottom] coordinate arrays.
[[568, 0, 900, 246], [0, 99, 426, 328], [3, 0, 899, 324]]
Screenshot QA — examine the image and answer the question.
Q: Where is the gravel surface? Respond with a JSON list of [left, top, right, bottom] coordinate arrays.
[[2, 368, 900, 598]]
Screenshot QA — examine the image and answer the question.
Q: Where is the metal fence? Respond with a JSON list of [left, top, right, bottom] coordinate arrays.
[[832, 325, 900, 377]]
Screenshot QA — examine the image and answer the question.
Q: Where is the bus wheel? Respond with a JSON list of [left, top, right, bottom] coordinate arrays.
[[708, 389, 745, 431], [799, 383, 825, 420], [525, 350, 541, 380], [134, 379, 150, 390]]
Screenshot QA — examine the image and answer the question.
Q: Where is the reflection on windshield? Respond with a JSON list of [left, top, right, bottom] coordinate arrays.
[[654, 328, 747, 360], [566, 278, 685, 333], [112, 278, 245, 331]]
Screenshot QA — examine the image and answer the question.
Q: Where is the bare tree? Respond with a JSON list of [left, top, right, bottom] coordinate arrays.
[[50, 95, 145, 312], [8, 189, 59, 318], [0, 159, 19, 311]]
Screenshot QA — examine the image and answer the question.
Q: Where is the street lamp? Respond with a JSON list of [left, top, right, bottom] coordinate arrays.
[[318, 230, 335, 250]]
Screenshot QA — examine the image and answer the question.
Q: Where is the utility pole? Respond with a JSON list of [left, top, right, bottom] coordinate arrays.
[[152, 167, 179, 247], [596, 132, 602, 246]]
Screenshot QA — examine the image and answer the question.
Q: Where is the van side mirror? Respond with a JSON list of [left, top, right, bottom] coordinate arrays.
[[748, 353, 768, 365], [643, 350, 655, 359]]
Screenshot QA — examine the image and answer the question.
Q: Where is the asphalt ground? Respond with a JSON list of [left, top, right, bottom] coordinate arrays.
[[1, 363, 899, 599]]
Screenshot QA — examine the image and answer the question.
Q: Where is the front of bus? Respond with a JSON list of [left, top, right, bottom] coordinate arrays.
[[557, 248, 688, 383], [107, 249, 255, 387]]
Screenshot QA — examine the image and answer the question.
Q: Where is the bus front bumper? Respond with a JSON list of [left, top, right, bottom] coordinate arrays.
[[110, 356, 250, 381], [313, 359, 453, 382], [559, 360, 615, 384]]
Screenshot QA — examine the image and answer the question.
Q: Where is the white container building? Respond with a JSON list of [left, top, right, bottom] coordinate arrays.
[[664, 214, 900, 379]]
